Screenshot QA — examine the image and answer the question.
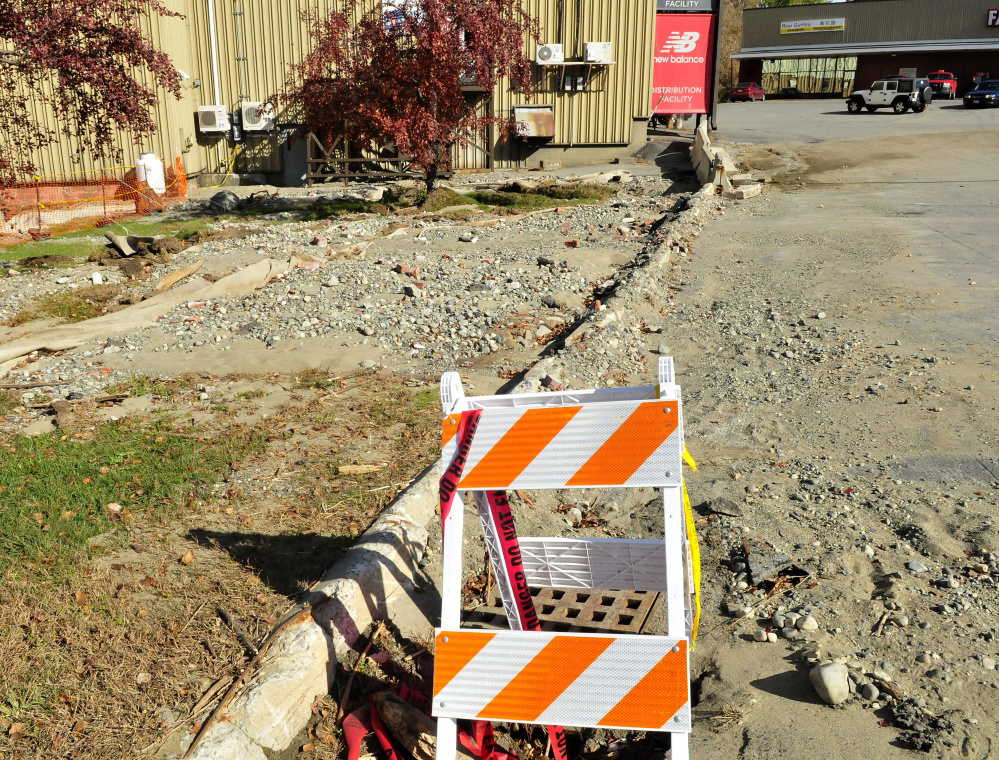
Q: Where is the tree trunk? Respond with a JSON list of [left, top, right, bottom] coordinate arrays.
[[424, 164, 438, 193]]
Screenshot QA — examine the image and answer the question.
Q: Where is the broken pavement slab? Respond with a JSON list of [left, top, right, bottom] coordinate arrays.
[[184, 461, 439, 757], [0, 257, 300, 366], [701, 497, 745, 518], [724, 183, 762, 200], [152, 259, 205, 292], [743, 538, 792, 586]]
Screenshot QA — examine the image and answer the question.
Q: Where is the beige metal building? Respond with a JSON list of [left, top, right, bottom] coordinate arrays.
[[14, 0, 658, 185]]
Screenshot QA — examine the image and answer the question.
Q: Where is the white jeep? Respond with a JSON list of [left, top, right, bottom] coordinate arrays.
[[847, 77, 934, 114]]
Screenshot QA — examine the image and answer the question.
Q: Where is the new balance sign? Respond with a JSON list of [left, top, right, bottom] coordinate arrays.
[[659, 31, 700, 55], [652, 14, 715, 115]]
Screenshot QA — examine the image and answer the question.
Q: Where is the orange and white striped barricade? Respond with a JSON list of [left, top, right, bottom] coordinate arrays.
[[435, 357, 696, 760]]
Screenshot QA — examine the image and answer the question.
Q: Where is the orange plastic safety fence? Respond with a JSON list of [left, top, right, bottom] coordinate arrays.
[[0, 157, 188, 247]]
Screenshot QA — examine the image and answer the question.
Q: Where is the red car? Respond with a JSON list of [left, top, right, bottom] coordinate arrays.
[[731, 82, 766, 102]]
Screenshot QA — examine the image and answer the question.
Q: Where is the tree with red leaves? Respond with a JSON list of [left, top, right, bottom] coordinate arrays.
[[0, 0, 182, 185], [284, 0, 540, 192]]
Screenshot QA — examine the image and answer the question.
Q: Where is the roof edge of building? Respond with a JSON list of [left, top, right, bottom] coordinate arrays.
[[733, 38, 999, 60]]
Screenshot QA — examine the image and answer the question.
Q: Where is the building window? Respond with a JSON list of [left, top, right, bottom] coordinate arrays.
[[762, 56, 857, 96]]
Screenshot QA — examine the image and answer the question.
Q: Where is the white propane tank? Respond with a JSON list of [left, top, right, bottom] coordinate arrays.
[[138, 152, 166, 195]]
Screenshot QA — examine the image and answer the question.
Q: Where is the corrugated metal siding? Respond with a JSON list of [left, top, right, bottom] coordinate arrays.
[[9, 0, 654, 179], [494, 0, 655, 168], [8, 1, 195, 179], [743, 0, 999, 52], [452, 97, 494, 171]]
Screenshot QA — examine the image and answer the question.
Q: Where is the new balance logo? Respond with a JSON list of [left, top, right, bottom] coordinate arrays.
[[660, 31, 699, 53]]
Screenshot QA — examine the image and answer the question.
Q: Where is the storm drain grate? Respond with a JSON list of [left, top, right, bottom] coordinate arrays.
[[465, 586, 660, 634]]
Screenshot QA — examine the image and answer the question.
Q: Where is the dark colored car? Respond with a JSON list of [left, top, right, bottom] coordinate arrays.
[[774, 86, 803, 99], [731, 82, 765, 102], [964, 79, 999, 108]]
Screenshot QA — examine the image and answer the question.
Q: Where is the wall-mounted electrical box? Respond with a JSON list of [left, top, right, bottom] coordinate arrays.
[[197, 105, 230, 133], [512, 105, 555, 139], [584, 42, 613, 63]]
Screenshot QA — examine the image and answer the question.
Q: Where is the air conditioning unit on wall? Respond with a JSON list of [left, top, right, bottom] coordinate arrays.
[[584, 42, 613, 63], [536, 43, 564, 65], [241, 102, 276, 132], [197, 105, 230, 133]]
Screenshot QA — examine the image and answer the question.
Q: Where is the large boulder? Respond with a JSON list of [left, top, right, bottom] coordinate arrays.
[[208, 190, 240, 212], [810, 662, 850, 705]]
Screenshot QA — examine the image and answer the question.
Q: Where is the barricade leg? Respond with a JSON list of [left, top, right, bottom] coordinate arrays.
[[663, 485, 691, 760], [437, 488, 466, 760]]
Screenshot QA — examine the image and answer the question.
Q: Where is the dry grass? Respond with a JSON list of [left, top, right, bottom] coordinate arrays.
[[710, 704, 746, 733], [283, 370, 441, 539], [0, 369, 444, 759], [0, 390, 18, 417], [6, 284, 121, 326]]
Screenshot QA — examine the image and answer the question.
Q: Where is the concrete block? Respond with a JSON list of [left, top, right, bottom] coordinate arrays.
[[196, 173, 268, 188], [186, 722, 267, 760], [724, 183, 762, 200], [731, 174, 754, 185], [229, 619, 334, 750], [310, 466, 437, 660]]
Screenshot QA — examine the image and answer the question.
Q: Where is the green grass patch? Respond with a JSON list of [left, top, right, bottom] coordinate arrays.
[[0, 417, 266, 580], [0, 239, 108, 264], [470, 182, 617, 213], [6, 284, 121, 326], [0, 216, 217, 263], [59, 216, 213, 242], [0, 194, 420, 264], [419, 188, 469, 213], [236, 389, 265, 400], [275, 200, 387, 222]]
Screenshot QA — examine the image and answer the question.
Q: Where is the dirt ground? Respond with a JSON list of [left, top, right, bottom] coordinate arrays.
[[0, 162, 686, 759], [4, 122, 999, 760], [421, 126, 999, 760]]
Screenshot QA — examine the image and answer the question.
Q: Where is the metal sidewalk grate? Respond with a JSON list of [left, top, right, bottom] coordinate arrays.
[[465, 586, 660, 633]]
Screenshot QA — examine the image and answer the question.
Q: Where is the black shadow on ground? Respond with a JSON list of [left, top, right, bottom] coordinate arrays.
[[190, 528, 357, 599], [750, 670, 827, 705]]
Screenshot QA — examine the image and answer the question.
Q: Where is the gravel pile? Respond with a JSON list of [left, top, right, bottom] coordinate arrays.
[[1, 172, 696, 414]]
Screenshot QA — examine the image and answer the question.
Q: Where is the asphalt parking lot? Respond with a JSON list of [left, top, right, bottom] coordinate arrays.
[[715, 97, 999, 144], [709, 94, 999, 358]]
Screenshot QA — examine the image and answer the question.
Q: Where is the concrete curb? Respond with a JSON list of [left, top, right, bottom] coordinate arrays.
[[689, 122, 761, 199], [182, 185, 724, 759], [185, 466, 438, 758]]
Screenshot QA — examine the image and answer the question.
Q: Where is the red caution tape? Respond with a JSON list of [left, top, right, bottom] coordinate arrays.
[[342, 704, 372, 760], [484, 489, 568, 760], [439, 409, 482, 528], [345, 684, 519, 760], [344, 685, 428, 760], [458, 720, 519, 760]]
